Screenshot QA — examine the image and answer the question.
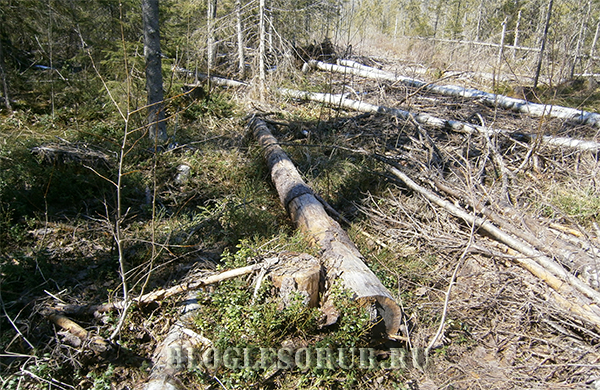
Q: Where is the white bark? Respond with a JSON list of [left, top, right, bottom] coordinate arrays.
[[319, 59, 600, 129]]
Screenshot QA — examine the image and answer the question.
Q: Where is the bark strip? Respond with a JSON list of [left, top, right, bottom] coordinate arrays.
[[249, 117, 402, 337]]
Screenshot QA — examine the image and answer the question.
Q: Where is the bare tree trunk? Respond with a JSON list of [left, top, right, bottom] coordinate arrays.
[[534, 0, 553, 89], [512, 10, 521, 60], [495, 17, 507, 89], [207, 0, 217, 71], [0, 32, 11, 112], [258, 0, 266, 98], [142, 0, 167, 141], [475, 0, 484, 42], [585, 20, 600, 74], [235, 0, 245, 77], [266, 0, 273, 54], [570, 0, 591, 78]]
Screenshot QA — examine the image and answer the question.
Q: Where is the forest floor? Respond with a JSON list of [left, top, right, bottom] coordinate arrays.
[[2, 48, 600, 389]]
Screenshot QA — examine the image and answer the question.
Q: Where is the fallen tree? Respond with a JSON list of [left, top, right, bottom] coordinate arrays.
[[307, 59, 600, 129], [248, 116, 402, 337], [279, 88, 600, 152]]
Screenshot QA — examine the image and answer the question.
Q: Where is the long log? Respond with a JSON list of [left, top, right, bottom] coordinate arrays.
[[309, 59, 600, 128], [279, 88, 600, 152], [249, 117, 402, 337]]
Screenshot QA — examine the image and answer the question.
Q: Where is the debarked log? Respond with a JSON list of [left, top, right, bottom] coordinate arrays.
[[279, 88, 600, 152], [249, 117, 402, 337]]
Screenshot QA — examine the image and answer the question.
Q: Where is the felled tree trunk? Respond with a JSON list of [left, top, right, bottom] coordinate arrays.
[[279, 88, 600, 152], [249, 117, 402, 337], [309, 59, 600, 128]]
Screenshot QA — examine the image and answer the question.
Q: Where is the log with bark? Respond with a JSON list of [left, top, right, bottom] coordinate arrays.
[[307, 59, 600, 129], [248, 116, 402, 337], [279, 87, 600, 152]]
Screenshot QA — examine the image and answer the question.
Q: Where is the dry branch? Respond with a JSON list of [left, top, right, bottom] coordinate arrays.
[[249, 116, 402, 337], [45, 312, 109, 352], [53, 260, 276, 316], [432, 179, 600, 289], [310, 59, 600, 128], [384, 163, 600, 330], [279, 87, 600, 152]]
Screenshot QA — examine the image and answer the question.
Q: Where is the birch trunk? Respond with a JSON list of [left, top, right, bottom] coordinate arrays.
[[322, 60, 600, 128], [279, 87, 600, 151]]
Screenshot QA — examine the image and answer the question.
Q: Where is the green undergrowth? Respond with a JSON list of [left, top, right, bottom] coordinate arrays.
[[189, 244, 377, 389], [544, 184, 600, 227], [0, 71, 418, 389]]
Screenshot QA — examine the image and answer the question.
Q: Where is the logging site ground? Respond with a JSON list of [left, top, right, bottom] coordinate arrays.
[[3, 37, 600, 390]]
